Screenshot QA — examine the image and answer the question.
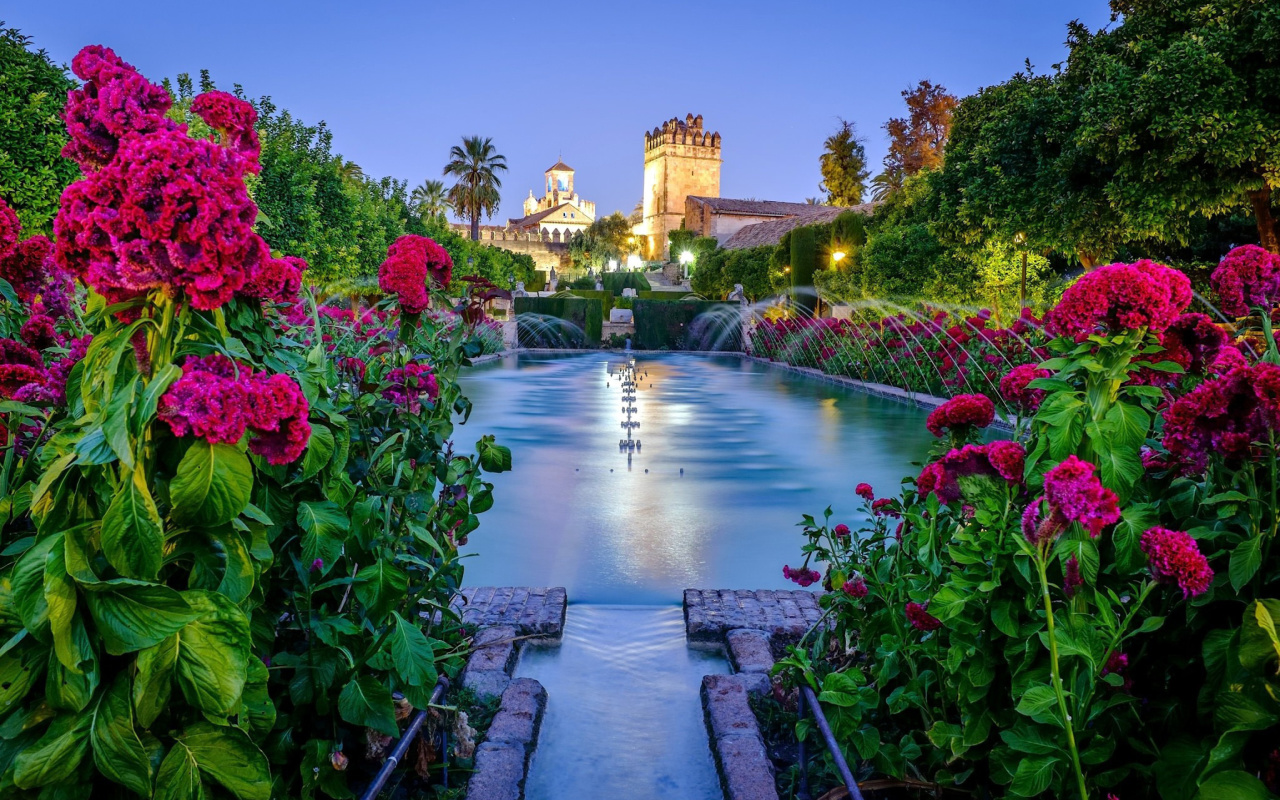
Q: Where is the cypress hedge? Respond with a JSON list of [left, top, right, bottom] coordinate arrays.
[[514, 296, 603, 347], [790, 224, 818, 314], [567, 289, 614, 316], [601, 272, 651, 294], [632, 299, 742, 351]]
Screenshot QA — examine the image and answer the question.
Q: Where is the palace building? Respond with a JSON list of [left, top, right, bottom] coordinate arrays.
[[505, 160, 597, 241]]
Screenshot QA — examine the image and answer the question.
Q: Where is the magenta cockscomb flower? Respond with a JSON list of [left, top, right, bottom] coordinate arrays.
[[1043, 455, 1120, 538], [191, 91, 260, 165], [19, 315, 60, 350], [1046, 260, 1192, 338], [926, 393, 995, 437], [855, 482, 874, 501], [1064, 555, 1083, 598], [0, 197, 19, 257], [783, 564, 821, 587], [382, 362, 440, 414], [377, 235, 453, 314], [1162, 363, 1280, 471], [842, 576, 868, 598], [1210, 245, 1280, 317], [917, 441, 1025, 505], [1140, 527, 1213, 598], [242, 251, 307, 304], [905, 602, 942, 632], [833, 523, 850, 539], [61, 45, 176, 172], [999, 364, 1052, 413]]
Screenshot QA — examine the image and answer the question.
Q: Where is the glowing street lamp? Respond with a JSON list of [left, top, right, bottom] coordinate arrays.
[[608, 258, 618, 272], [832, 251, 847, 264], [679, 250, 694, 280], [627, 254, 642, 270]]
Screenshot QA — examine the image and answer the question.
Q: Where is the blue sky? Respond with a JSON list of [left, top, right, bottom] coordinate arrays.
[[9, 1, 1115, 224]]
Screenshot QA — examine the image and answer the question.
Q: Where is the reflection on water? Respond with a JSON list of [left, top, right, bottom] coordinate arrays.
[[459, 353, 936, 604], [519, 606, 728, 800]]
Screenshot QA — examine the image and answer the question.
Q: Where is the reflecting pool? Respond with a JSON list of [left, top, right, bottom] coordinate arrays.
[[457, 352, 936, 800]]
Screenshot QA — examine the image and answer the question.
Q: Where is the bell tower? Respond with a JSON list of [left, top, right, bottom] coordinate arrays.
[[640, 114, 721, 260]]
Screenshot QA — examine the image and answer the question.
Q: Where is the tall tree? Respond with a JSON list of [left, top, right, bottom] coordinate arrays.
[[410, 179, 452, 221], [1071, 3, 1280, 252], [819, 119, 869, 206], [443, 136, 507, 241], [882, 80, 958, 185], [0, 25, 80, 235]]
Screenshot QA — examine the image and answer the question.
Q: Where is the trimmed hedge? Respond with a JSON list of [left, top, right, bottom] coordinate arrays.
[[632, 299, 742, 351], [601, 271, 651, 293], [568, 289, 614, 316], [636, 290, 705, 301], [514, 296, 603, 346], [790, 225, 818, 313], [527, 270, 548, 292]]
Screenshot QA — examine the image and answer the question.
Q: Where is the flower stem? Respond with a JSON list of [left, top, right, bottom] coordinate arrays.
[[1037, 556, 1088, 800]]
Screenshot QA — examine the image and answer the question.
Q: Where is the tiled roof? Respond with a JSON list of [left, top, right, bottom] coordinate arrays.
[[508, 203, 589, 230], [686, 196, 847, 218], [721, 203, 877, 249], [546, 160, 573, 172]]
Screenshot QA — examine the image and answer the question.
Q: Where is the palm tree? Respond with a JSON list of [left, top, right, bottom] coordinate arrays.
[[870, 169, 903, 202], [443, 136, 507, 240], [336, 158, 364, 184], [410, 179, 452, 221]]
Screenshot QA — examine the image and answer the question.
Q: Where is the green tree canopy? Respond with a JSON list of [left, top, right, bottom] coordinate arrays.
[[443, 136, 506, 241], [0, 25, 80, 235], [569, 212, 633, 268], [819, 119, 869, 206]]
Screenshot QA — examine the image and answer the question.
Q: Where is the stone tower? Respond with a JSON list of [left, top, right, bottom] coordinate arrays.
[[639, 114, 721, 260]]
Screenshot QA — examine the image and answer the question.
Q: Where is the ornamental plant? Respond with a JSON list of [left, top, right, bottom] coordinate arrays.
[[776, 255, 1280, 800], [0, 46, 510, 800]]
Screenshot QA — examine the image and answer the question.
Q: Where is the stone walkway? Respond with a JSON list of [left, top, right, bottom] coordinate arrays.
[[453, 586, 567, 638], [684, 589, 825, 646]]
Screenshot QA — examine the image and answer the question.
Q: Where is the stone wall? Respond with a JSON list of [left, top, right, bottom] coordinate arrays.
[[639, 115, 722, 261], [448, 225, 571, 271]]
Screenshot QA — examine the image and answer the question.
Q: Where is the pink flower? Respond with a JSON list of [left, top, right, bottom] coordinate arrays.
[[1064, 555, 1083, 598], [0, 197, 19, 257], [1162, 363, 1280, 471], [377, 235, 453, 314], [19, 315, 60, 350], [1043, 455, 1120, 538], [1047, 260, 1192, 337], [842, 576, 868, 598], [871, 498, 899, 518], [905, 602, 942, 632], [310, 558, 324, 572], [338, 357, 367, 380], [855, 482, 874, 501], [242, 251, 307, 304], [985, 440, 1026, 483], [917, 441, 1025, 505], [1140, 527, 1213, 598], [0, 236, 54, 304], [926, 393, 994, 437], [833, 523, 850, 539], [191, 91, 260, 165], [1021, 501, 1043, 544], [60, 45, 177, 172], [1210, 245, 1280, 317], [999, 364, 1051, 413], [782, 564, 821, 587], [382, 362, 439, 413], [1101, 652, 1133, 691]]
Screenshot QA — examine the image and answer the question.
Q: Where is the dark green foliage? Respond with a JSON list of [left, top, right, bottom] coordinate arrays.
[[568, 212, 632, 268], [600, 271, 651, 294], [632, 299, 741, 351], [566, 289, 614, 316], [831, 211, 867, 251], [513, 296, 602, 346], [0, 25, 80, 235], [790, 225, 818, 312], [691, 245, 777, 301], [819, 119, 869, 206], [635, 291, 702, 301], [667, 228, 697, 261]]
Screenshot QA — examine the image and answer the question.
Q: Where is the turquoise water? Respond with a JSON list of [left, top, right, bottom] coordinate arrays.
[[457, 353, 935, 800]]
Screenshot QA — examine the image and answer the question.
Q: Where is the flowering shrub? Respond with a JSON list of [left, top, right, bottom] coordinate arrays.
[[749, 307, 1049, 412], [0, 47, 510, 800], [775, 254, 1280, 800]]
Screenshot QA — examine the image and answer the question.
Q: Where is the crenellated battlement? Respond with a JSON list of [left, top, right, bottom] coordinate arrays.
[[644, 113, 720, 152]]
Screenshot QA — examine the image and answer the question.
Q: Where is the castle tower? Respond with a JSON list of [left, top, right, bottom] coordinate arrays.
[[638, 113, 721, 260], [545, 160, 575, 205]]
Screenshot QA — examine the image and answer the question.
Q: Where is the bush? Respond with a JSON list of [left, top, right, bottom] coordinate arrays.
[[601, 271, 651, 294], [514, 296, 602, 346], [632, 299, 741, 351], [790, 225, 818, 313]]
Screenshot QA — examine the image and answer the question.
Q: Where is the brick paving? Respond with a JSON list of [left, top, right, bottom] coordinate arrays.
[[684, 589, 825, 647], [453, 586, 567, 638]]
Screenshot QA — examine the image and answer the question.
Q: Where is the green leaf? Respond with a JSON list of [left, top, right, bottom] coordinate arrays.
[[12, 533, 60, 634], [171, 442, 254, 526], [386, 613, 439, 689], [12, 709, 91, 788], [1195, 770, 1273, 800], [1228, 536, 1263, 592], [104, 377, 139, 469], [101, 466, 165, 580], [337, 675, 398, 737], [1240, 599, 1280, 673], [44, 538, 84, 673], [295, 423, 334, 484], [83, 585, 196, 655], [477, 434, 512, 473], [175, 590, 251, 718], [1009, 755, 1058, 797], [354, 562, 409, 623], [1103, 401, 1150, 451], [1015, 685, 1059, 718], [239, 658, 275, 742], [168, 721, 271, 800], [91, 674, 153, 797], [133, 635, 178, 729], [1113, 503, 1159, 574], [0, 639, 46, 712], [154, 739, 202, 800], [297, 501, 349, 576]]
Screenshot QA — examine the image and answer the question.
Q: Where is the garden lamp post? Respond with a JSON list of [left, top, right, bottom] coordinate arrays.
[[832, 251, 846, 265], [1013, 232, 1028, 308], [679, 250, 694, 281]]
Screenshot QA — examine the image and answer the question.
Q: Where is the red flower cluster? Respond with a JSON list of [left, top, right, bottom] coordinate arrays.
[[242, 251, 307, 304], [382, 362, 440, 414], [855, 482, 874, 501], [1210, 245, 1280, 317], [0, 339, 47, 399], [783, 564, 821, 587], [905, 602, 942, 632], [191, 91, 260, 165], [1047, 260, 1192, 338], [842, 576, 868, 598], [56, 127, 264, 310], [60, 45, 175, 172], [999, 364, 1051, 413], [0, 197, 18, 253], [1042, 455, 1120, 538], [20, 315, 60, 350], [158, 355, 310, 464], [926, 393, 995, 437], [1063, 555, 1083, 598], [917, 441, 1025, 504], [1162, 362, 1280, 470], [833, 523, 851, 539], [377, 235, 453, 315], [1140, 527, 1213, 598]]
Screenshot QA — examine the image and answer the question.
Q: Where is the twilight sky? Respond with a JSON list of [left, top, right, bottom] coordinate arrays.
[[10, 1, 1114, 225]]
